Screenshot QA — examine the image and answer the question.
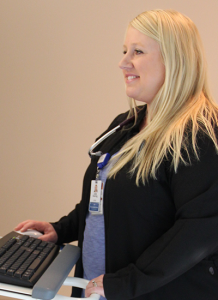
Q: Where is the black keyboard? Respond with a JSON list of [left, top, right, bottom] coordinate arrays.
[[0, 231, 59, 288]]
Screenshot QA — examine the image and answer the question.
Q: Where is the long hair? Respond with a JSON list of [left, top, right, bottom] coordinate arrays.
[[108, 9, 218, 185]]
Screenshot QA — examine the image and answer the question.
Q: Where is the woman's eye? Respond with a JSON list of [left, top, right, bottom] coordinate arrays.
[[122, 49, 143, 55], [135, 49, 143, 54]]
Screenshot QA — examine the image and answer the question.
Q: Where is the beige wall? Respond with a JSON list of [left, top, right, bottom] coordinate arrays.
[[0, 0, 218, 296]]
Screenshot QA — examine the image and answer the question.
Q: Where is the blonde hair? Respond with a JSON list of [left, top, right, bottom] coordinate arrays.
[[108, 9, 218, 185]]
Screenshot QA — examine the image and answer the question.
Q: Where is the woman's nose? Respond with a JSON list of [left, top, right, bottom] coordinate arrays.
[[118, 54, 133, 70]]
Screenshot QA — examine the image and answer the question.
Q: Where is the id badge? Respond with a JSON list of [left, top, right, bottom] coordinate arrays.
[[89, 180, 104, 214]]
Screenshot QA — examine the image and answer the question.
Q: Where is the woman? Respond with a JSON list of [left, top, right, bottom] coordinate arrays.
[[15, 9, 218, 300]]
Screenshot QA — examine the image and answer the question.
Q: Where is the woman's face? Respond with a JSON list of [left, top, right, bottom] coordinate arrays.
[[119, 26, 165, 109]]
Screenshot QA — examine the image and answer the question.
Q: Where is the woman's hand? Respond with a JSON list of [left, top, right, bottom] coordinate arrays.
[[14, 220, 58, 243], [85, 275, 105, 298]]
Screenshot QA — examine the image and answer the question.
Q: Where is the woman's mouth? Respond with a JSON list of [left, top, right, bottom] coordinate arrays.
[[126, 75, 140, 83]]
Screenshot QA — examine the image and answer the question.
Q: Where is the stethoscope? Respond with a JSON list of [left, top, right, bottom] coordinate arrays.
[[88, 115, 135, 158]]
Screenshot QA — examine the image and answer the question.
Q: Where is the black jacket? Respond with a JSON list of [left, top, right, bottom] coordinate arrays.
[[52, 107, 218, 300]]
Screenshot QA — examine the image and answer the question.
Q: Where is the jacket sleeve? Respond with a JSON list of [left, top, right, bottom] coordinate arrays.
[[51, 203, 81, 244], [103, 133, 218, 299]]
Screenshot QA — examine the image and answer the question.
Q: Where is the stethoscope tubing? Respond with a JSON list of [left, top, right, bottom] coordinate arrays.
[[88, 115, 135, 158]]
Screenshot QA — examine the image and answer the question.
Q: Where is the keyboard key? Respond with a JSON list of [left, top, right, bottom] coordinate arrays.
[[23, 242, 31, 247], [28, 258, 42, 271], [33, 240, 41, 245], [0, 266, 7, 273], [36, 246, 43, 251], [20, 235, 29, 242], [40, 242, 48, 248], [0, 248, 6, 257], [47, 243, 55, 249], [7, 269, 15, 276], [22, 271, 33, 280], [42, 247, 52, 254], [2, 240, 16, 251], [14, 269, 24, 278]]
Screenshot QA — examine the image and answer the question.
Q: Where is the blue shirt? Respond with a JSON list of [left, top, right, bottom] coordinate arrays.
[[82, 155, 115, 299]]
